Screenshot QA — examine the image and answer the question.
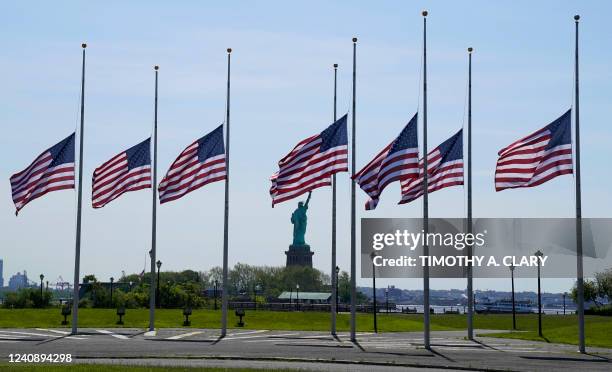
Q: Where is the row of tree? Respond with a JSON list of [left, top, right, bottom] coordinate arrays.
[[571, 268, 612, 314], [2, 263, 367, 309]]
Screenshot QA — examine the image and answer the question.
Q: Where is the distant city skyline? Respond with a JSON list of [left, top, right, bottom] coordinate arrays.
[[2, 1, 611, 294]]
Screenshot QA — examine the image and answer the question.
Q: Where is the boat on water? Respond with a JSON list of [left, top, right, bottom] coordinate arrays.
[[475, 298, 534, 314]]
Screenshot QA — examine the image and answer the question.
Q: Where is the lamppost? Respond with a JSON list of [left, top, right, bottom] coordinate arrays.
[[129, 281, 133, 292], [335, 266, 340, 314], [296, 284, 300, 311], [255, 284, 261, 309], [110, 277, 114, 307], [156, 260, 162, 308], [166, 280, 171, 308], [535, 250, 544, 337], [385, 287, 389, 314], [510, 264, 516, 330], [370, 251, 378, 333], [214, 280, 219, 310], [39, 274, 44, 302], [563, 292, 567, 315]]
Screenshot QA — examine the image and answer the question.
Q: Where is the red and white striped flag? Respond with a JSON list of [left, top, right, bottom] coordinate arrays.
[[159, 125, 226, 204], [353, 114, 419, 210], [92, 138, 151, 208], [10, 133, 75, 215], [495, 110, 572, 191], [269, 115, 348, 206], [400, 129, 464, 204]]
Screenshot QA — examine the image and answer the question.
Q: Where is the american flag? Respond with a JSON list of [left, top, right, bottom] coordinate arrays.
[[353, 113, 419, 210], [10, 133, 75, 215], [495, 110, 572, 191], [399, 129, 464, 204], [270, 115, 348, 206], [92, 138, 151, 208], [159, 125, 226, 204]]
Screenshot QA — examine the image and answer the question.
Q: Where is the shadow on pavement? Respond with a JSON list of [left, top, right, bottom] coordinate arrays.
[[521, 355, 610, 363], [36, 334, 72, 345], [428, 348, 456, 363], [275, 343, 353, 348], [429, 343, 484, 349], [266, 336, 335, 341], [362, 351, 435, 358], [211, 335, 225, 345], [351, 340, 365, 352], [470, 339, 502, 351], [149, 339, 216, 343], [127, 330, 148, 338]]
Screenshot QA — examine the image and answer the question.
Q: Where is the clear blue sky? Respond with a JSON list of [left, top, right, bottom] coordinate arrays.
[[1, 1, 611, 293]]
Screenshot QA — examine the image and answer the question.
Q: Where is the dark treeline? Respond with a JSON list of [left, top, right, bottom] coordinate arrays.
[[2, 263, 367, 309]]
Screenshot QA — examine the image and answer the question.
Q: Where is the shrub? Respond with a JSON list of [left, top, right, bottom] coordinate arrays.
[[2, 288, 52, 308]]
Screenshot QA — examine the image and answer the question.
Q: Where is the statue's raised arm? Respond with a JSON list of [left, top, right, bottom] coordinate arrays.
[[304, 191, 312, 208]]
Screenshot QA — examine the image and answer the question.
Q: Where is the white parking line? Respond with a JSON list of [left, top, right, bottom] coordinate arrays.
[[225, 330, 268, 337], [0, 334, 29, 339], [244, 333, 299, 342], [267, 333, 299, 337], [0, 331, 54, 337], [36, 328, 69, 335], [96, 329, 129, 340], [224, 335, 268, 340], [166, 331, 203, 340]]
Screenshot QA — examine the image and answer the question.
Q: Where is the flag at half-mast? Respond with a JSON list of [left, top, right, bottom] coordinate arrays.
[[159, 125, 226, 204], [92, 138, 152, 208], [354, 113, 419, 210], [399, 129, 464, 204], [270, 115, 348, 206], [495, 110, 572, 191], [10, 133, 76, 215]]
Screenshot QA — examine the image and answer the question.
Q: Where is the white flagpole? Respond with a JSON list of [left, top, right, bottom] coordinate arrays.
[[421, 10, 431, 350], [149, 65, 159, 332], [331, 63, 338, 335], [573, 14, 585, 354], [71, 43, 86, 335], [350, 37, 358, 343], [466, 47, 474, 340], [221, 48, 232, 337]]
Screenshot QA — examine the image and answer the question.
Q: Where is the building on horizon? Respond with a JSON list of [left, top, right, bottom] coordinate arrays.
[[8, 271, 28, 290]]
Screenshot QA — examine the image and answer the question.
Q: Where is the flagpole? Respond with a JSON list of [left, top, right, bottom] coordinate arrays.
[[466, 47, 474, 341], [573, 14, 585, 354], [421, 10, 431, 350], [350, 37, 358, 343], [71, 43, 86, 335], [221, 47, 232, 337], [331, 63, 338, 336], [149, 65, 159, 332]]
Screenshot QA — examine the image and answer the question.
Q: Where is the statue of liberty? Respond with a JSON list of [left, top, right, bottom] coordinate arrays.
[[291, 191, 312, 246]]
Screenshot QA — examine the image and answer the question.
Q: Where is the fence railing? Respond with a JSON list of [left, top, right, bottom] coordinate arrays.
[[228, 301, 397, 312]]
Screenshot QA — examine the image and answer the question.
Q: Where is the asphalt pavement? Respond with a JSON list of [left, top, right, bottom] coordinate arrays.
[[0, 328, 610, 371]]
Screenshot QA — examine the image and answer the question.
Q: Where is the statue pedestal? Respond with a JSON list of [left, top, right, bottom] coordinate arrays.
[[285, 244, 314, 267]]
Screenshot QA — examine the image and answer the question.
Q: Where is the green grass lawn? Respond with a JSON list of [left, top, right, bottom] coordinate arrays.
[[1, 308, 610, 348], [481, 314, 612, 349]]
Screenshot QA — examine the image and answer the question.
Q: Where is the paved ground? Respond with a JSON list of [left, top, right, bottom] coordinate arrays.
[[0, 328, 610, 371]]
